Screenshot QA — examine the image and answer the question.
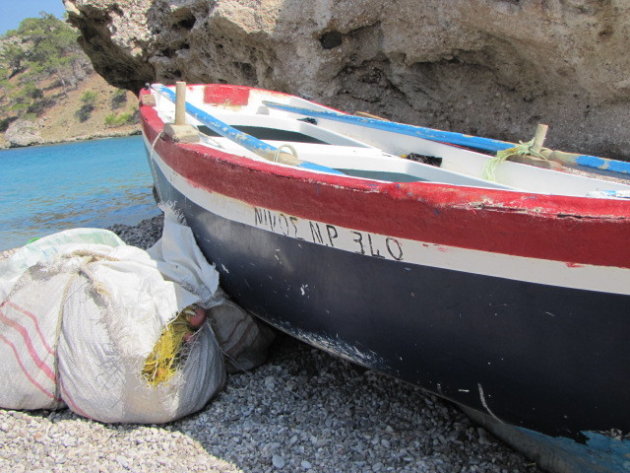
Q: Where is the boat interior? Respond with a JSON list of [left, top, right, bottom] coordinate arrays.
[[150, 85, 630, 198]]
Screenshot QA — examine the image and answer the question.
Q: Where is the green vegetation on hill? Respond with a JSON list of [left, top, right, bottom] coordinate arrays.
[[0, 13, 138, 144], [0, 14, 86, 125]]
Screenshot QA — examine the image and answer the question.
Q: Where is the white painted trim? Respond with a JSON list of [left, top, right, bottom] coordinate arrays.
[[147, 138, 630, 296]]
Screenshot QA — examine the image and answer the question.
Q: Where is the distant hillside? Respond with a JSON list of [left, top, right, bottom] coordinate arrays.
[[0, 14, 139, 148]]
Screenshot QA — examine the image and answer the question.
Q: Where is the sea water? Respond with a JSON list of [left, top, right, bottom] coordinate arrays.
[[0, 136, 160, 251]]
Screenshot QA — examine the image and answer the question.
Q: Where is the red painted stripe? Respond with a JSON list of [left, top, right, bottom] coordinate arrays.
[[0, 334, 57, 401], [5, 301, 55, 356], [204, 85, 250, 106], [197, 82, 346, 113], [58, 376, 91, 420], [0, 306, 92, 417], [0, 309, 56, 382], [140, 87, 630, 269]]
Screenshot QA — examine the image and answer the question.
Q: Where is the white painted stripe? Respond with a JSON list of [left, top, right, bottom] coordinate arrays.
[[147, 139, 630, 296]]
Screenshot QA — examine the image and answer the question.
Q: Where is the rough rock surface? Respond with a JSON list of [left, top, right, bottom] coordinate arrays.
[[5, 119, 44, 147], [64, 0, 630, 159]]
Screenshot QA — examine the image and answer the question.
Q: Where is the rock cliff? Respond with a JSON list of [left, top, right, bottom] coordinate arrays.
[[64, 0, 630, 159]]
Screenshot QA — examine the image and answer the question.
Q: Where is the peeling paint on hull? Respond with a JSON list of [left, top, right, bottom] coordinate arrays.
[[464, 407, 630, 473]]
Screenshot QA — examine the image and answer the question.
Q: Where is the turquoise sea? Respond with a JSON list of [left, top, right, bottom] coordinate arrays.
[[0, 136, 160, 251]]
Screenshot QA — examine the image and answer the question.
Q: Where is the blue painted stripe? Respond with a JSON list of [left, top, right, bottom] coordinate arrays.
[[576, 154, 630, 175], [154, 86, 344, 176], [298, 161, 346, 175], [264, 101, 630, 177], [157, 85, 278, 156], [263, 100, 514, 152], [513, 427, 630, 473]]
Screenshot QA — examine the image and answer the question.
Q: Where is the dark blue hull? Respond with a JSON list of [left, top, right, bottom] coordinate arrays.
[[150, 161, 630, 441]]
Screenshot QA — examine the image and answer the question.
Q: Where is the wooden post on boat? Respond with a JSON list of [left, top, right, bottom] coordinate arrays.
[[164, 81, 200, 143], [528, 123, 563, 169], [156, 84, 299, 165], [509, 123, 560, 169], [532, 124, 549, 153], [527, 125, 586, 168], [175, 81, 186, 126]]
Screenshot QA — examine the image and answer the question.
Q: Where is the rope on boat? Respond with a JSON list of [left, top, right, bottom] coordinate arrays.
[[483, 124, 549, 182], [273, 144, 298, 163], [150, 131, 163, 157]]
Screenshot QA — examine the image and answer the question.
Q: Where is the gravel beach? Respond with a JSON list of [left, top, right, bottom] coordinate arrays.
[[0, 216, 542, 473]]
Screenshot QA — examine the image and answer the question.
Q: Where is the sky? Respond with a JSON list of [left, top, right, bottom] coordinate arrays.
[[0, 0, 66, 35]]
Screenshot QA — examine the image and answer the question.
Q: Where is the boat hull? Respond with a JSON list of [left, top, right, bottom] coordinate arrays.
[[140, 84, 630, 472], [146, 148, 629, 439]]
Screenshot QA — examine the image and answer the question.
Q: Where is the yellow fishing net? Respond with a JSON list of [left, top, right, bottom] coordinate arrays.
[[142, 305, 197, 386]]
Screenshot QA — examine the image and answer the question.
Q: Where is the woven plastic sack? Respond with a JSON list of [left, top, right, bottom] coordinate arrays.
[[0, 212, 225, 423], [0, 228, 125, 412], [207, 296, 275, 373]]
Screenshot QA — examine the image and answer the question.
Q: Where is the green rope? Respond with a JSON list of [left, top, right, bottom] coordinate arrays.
[[483, 138, 547, 182]]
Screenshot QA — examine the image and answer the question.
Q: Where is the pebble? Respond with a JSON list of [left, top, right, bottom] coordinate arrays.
[[272, 454, 286, 468], [264, 375, 276, 390], [0, 216, 543, 473]]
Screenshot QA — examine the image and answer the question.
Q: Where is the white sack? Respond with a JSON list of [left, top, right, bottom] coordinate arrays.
[[0, 228, 128, 411], [147, 206, 222, 309], [0, 212, 226, 423]]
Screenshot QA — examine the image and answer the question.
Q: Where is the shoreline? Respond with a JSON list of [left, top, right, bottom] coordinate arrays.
[[0, 125, 141, 150]]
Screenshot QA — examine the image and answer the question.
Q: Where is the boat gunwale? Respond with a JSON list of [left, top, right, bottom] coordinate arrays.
[[140, 87, 630, 219], [140, 87, 630, 269]]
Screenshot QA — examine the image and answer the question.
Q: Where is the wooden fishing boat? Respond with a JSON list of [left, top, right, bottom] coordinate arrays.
[[139, 83, 630, 472]]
